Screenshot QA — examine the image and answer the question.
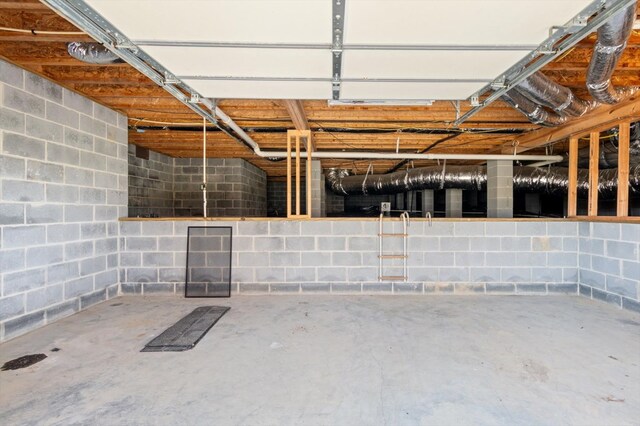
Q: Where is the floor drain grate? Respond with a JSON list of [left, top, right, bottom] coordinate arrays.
[[1, 354, 47, 371], [142, 306, 230, 352]]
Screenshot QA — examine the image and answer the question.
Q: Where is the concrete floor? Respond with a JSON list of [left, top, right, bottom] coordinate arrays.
[[1, 296, 639, 426]]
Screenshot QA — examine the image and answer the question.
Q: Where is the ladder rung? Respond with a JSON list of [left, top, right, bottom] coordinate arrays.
[[379, 255, 407, 259], [379, 275, 407, 281], [378, 233, 408, 237]]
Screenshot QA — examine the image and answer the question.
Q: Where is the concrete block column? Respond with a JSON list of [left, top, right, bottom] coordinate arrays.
[[487, 160, 513, 218], [445, 189, 463, 218], [310, 160, 324, 217], [421, 189, 434, 216]]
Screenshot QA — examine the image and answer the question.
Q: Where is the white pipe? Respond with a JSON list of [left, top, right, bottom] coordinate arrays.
[[212, 105, 564, 164]]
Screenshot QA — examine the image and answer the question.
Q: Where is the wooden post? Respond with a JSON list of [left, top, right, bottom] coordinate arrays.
[[295, 134, 301, 216], [286, 132, 292, 217], [286, 130, 312, 218], [588, 131, 600, 216], [568, 136, 579, 217], [617, 121, 630, 217]]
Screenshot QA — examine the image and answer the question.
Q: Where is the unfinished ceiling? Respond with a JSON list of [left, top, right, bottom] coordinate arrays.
[[0, 0, 639, 177]]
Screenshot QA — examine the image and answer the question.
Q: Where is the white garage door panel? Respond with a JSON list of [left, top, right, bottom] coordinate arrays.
[[85, 0, 332, 44], [143, 46, 332, 78], [344, 0, 592, 45], [340, 81, 486, 100], [342, 50, 528, 80], [184, 79, 332, 100]]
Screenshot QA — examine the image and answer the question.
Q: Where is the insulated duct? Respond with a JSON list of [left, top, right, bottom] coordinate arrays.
[[501, 90, 567, 127], [515, 72, 597, 117], [586, 1, 638, 103], [326, 165, 640, 197], [67, 42, 123, 64]]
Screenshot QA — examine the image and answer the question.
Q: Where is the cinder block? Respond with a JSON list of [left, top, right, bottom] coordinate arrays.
[[515, 252, 546, 267], [410, 267, 438, 281], [285, 267, 315, 282], [548, 222, 577, 236], [620, 224, 639, 244], [300, 221, 332, 235], [64, 128, 93, 150], [3, 85, 45, 117], [81, 223, 106, 240], [440, 237, 469, 251], [80, 289, 106, 308], [317, 236, 346, 251], [548, 252, 577, 267], [516, 222, 546, 236], [46, 102, 79, 128], [94, 269, 117, 289], [270, 283, 300, 293], [3, 311, 45, 340], [455, 283, 485, 294], [80, 151, 106, 172], [0, 155, 25, 179], [80, 256, 106, 276], [501, 267, 531, 282], [547, 284, 578, 294], [26, 116, 63, 142], [0, 106, 25, 132], [2, 225, 46, 248], [26, 245, 63, 267], [79, 115, 106, 137], [300, 283, 330, 293], [592, 223, 619, 240], [46, 184, 78, 203], [255, 267, 284, 282], [332, 221, 361, 235], [126, 237, 157, 251], [48, 262, 79, 284], [25, 72, 62, 102], [425, 222, 454, 236], [26, 204, 63, 224], [454, 222, 485, 236], [26, 285, 63, 312], [3, 267, 45, 295], [606, 240, 637, 261], [143, 252, 173, 267], [455, 252, 485, 267], [3, 133, 46, 160], [93, 103, 118, 125], [65, 166, 94, 185], [424, 283, 454, 293], [346, 267, 376, 281], [532, 236, 562, 252], [27, 160, 63, 183], [531, 267, 563, 283], [486, 252, 516, 267], [591, 255, 620, 276], [142, 283, 175, 294], [592, 288, 622, 307], [0, 248, 25, 273], [238, 252, 268, 267], [606, 276, 637, 299], [332, 252, 361, 266], [469, 237, 500, 251], [237, 221, 268, 235], [254, 236, 284, 251], [270, 221, 300, 235], [331, 283, 362, 293], [0, 203, 24, 224], [0, 294, 25, 321], [120, 283, 142, 294], [47, 143, 79, 165], [439, 267, 469, 282], [285, 237, 315, 251], [622, 260, 640, 281], [363, 283, 393, 293], [470, 267, 500, 283], [127, 268, 158, 283], [486, 283, 515, 294], [562, 267, 578, 283], [515, 284, 547, 294], [64, 205, 93, 222], [622, 297, 640, 314], [424, 251, 455, 266], [94, 137, 118, 157], [348, 236, 377, 251], [501, 237, 531, 251], [238, 283, 269, 294], [0, 59, 24, 87]]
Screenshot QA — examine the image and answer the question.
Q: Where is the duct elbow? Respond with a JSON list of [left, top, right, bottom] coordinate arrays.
[[67, 42, 123, 65]]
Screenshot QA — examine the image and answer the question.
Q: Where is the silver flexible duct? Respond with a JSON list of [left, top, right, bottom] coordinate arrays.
[[501, 90, 567, 127], [326, 165, 640, 197], [515, 72, 598, 117], [586, 1, 638, 103], [67, 42, 123, 64]]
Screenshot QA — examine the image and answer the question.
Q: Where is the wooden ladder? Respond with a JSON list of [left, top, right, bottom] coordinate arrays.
[[378, 212, 409, 281]]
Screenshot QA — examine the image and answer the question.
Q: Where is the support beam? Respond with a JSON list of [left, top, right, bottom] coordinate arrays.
[[568, 136, 579, 217], [588, 131, 600, 216], [617, 121, 631, 217], [282, 100, 309, 131], [507, 96, 640, 154]]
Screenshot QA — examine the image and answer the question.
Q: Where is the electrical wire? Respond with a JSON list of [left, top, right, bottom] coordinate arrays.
[[0, 26, 85, 35]]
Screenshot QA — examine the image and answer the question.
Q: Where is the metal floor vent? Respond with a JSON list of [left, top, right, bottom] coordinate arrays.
[[142, 306, 230, 352]]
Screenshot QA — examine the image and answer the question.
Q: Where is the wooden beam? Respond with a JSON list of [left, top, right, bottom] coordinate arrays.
[[568, 136, 579, 217], [588, 131, 600, 217], [508, 96, 640, 153], [282, 100, 309, 131], [617, 121, 631, 217]]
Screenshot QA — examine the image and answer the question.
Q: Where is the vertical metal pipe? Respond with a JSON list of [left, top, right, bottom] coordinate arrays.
[[379, 214, 383, 282]]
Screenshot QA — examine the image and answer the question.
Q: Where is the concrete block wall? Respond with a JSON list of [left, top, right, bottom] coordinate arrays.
[[128, 145, 173, 217], [0, 59, 127, 341], [119, 220, 581, 299], [267, 181, 306, 217], [173, 158, 266, 217], [578, 222, 640, 313]]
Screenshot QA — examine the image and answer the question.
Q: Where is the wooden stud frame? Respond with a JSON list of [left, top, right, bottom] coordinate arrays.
[[286, 130, 313, 218], [566, 120, 632, 218]]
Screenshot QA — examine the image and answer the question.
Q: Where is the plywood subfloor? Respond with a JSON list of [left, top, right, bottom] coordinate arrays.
[[1, 296, 639, 425]]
